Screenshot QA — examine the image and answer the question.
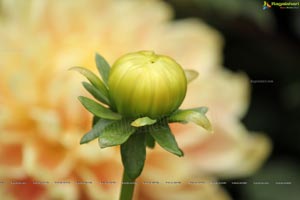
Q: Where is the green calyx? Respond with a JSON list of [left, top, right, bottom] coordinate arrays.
[[71, 51, 212, 180]]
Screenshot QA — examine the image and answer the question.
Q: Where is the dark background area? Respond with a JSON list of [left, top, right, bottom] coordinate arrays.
[[164, 0, 300, 199]]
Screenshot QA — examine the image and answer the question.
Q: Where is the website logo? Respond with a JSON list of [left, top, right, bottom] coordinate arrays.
[[263, 1, 272, 10], [263, 1, 300, 10]]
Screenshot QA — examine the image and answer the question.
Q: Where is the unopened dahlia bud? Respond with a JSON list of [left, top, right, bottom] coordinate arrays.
[[108, 51, 187, 119]]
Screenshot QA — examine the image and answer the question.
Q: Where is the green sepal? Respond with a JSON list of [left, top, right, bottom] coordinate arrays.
[[188, 106, 208, 114], [98, 119, 136, 148], [121, 132, 146, 179], [80, 118, 114, 144], [82, 82, 110, 105], [70, 66, 109, 98], [150, 123, 183, 157], [131, 117, 157, 127], [168, 108, 212, 132], [145, 133, 155, 149], [184, 69, 199, 83], [95, 53, 111, 86], [78, 96, 122, 120]]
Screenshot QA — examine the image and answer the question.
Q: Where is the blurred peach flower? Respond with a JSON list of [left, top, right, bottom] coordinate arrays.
[[0, 0, 271, 200]]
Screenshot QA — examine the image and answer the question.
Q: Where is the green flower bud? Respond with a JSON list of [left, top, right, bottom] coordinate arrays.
[[108, 51, 187, 119]]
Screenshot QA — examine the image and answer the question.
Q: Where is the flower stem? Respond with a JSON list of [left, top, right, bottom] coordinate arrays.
[[119, 169, 136, 200]]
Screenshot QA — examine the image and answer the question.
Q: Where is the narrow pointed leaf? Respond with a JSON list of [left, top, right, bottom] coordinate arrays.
[[82, 81, 110, 105], [70, 66, 109, 97], [95, 53, 110, 85], [131, 117, 157, 127], [121, 132, 146, 179], [80, 118, 114, 144], [98, 120, 136, 148], [184, 69, 199, 83], [78, 96, 122, 120], [145, 133, 155, 149], [168, 109, 212, 132], [150, 124, 183, 157]]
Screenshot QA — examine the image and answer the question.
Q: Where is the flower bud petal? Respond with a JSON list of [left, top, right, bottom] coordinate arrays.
[[108, 51, 187, 118]]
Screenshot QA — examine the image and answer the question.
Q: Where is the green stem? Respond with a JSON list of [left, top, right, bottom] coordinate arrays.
[[119, 169, 136, 200]]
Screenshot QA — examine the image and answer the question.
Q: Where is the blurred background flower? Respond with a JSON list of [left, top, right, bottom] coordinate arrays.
[[0, 0, 276, 199]]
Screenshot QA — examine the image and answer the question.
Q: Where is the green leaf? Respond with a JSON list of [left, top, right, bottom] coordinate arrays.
[[121, 132, 146, 179], [82, 81, 110, 105], [95, 53, 110, 86], [70, 66, 109, 98], [131, 117, 157, 127], [168, 109, 212, 132], [145, 133, 155, 149], [78, 96, 122, 120], [150, 124, 183, 157], [92, 115, 100, 127], [98, 119, 136, 148], [80, 118, 114, 144], [184, 69, 199, 83]]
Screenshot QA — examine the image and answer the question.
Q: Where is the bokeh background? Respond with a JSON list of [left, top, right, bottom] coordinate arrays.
[[164, 0, 300, 199], [0, 0, 299, 199]]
